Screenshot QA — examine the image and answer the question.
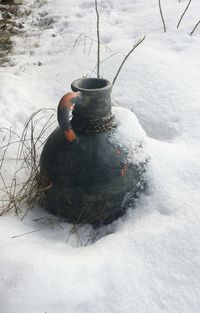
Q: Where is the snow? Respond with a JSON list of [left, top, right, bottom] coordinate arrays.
[[110, 107, 147, 165], [1, 0, 200, 312]]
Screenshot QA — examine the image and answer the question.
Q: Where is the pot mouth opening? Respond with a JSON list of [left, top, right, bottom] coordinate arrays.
[[71, 78, 112, 92]]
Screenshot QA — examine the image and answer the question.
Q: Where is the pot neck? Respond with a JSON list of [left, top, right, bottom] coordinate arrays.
[[71, 78, 112, 119]]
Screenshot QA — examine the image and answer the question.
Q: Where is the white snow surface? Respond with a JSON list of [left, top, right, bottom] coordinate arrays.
[[1, 0, 200, 312], [110, 107, 147, 164]]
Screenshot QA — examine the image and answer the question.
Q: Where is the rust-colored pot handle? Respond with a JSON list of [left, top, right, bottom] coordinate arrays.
[[57, 92, 78, 143]]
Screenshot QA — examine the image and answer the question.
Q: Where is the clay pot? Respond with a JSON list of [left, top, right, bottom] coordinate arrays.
[[40, 78, 146, 225]]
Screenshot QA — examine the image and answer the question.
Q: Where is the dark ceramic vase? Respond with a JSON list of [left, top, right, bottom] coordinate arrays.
[[40, 78, 145, 225]]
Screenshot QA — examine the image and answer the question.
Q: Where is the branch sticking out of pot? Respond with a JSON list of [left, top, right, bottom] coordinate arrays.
[[94, 0, 100, 78], [177, 0, 193, 29], [112, 36, 146, 87]]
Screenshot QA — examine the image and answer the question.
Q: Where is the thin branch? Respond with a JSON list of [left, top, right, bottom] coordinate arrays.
[[177, 0, 192, 29], [112, 36, 146, 86], [89, 51, 125, 78], [69, 33, 112, 56], [190, 19, 200, 35], [88, 39, 93, 56], [95, 0, 100, 78], [100, 51, 125, 65], [158, 0, 166, 33]]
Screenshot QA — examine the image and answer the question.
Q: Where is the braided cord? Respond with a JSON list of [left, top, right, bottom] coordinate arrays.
[[71, 113, 115, 133]]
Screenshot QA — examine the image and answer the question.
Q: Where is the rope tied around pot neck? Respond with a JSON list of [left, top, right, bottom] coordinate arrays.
[[71, 112, 115, 133]]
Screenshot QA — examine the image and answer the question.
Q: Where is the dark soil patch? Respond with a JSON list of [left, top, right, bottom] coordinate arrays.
[[0, 0, 24, 65], [0, 0, 22, 4]]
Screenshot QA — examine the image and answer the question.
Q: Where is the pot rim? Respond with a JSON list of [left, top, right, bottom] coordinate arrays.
[[71, 78, 112, 93]]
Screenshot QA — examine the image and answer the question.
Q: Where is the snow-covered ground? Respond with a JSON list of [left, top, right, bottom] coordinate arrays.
[[1, 0, 200, 312]]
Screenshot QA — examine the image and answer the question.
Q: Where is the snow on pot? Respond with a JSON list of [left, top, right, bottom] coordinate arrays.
[[40, 78, 147, 225]]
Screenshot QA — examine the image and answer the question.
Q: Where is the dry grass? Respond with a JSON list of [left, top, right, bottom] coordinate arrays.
[[0, 108, 56, 218]]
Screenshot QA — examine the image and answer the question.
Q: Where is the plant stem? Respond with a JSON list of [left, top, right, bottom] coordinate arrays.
[[177, 0, 192, 29], [95, 0, 100, 78], [112, 36, 146, 86], [158, 0, 166, 33], [190, 19, 200, 35]]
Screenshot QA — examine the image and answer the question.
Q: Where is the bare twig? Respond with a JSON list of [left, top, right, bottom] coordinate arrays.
[[177, 0, 192, 29], [71, 33, 82, 53], [70, 33, 112, 56], [88, 39, 94, 56], [89, 51, 125, 78], [100, 51, 125, 64], [95, 0, 100, 78], [190, 19, 200, 35], [112, 36, 146, 86], [158, 0, 166, 33]]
